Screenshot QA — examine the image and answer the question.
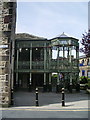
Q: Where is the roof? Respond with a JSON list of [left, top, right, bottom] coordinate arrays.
[[50, 32, 79, 41], [15, 33, 47, 40], [57, 32, 69, 38]]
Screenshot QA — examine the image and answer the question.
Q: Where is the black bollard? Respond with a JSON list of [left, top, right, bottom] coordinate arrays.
[[62, 88, 65, 106], [36, 88, 39, 106], [11, 88, 14, 105]]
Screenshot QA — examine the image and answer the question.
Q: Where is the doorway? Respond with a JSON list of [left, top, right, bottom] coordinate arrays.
[[32, 73, 44, 89], [16, 73, 29, 91]]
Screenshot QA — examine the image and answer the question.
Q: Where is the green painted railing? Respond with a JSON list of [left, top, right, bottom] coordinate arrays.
[[15, 58, 78, 71]]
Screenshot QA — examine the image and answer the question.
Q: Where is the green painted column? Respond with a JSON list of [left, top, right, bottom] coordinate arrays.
[[44, 73, 46, 85], [29, 73, 32, 91], [70, 73, 72, 86], [48, 73, 52, 92], [69, 73, 72, 93], [63, 46, 65, 58], [76, 45, 79, 58], [69, 46, 72, 93], [43, 43, 47, 92], [76, 45, 80, 92], [49, 47, 51, 69], [30, 43, 32, 70], [16, 49, 19, 87], [29, 43, 32, 91], [44, 43, 46, 70], [56, 73, 60, 92], [69, 47, 72, 63], [43, 73, 47, 92], [56, 47, 60, 92], [57, 47, 59, 69], [11, 41, 15, 90], [49, 73, 52, 84], [57, 73, 59, 85]]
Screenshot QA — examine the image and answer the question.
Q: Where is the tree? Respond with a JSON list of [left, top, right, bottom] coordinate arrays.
[[80, 30, 90, 57]]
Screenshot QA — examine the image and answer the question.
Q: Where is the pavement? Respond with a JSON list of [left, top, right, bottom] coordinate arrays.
[[0, 90, 90, 119]]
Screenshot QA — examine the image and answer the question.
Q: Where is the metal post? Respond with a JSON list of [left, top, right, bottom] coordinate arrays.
[[62, 88, 65, 106], [11, 88, 14, 105], [36, 88, 39, 106]]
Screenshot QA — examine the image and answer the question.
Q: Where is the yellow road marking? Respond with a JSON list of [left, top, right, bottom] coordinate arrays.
[[0, 108, 90, 111]]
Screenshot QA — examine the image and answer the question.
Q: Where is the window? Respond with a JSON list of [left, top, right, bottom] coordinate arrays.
[[82, 59, 84, 64], [87, 59, 90, 65], [87, 71, 90, 78], [9, 2, 13, 8], [4, 15, 12, 24], [82, 70, 85, 76], [9, 9, 13, 14]]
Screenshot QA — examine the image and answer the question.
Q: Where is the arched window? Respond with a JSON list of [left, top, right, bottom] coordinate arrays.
[[87, 70, 90, 78], [87, 58, 90, 65], [82, 70, 85, 76]]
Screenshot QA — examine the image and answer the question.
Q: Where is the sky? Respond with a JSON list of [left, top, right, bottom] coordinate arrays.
[[16, 1, 88, 56]]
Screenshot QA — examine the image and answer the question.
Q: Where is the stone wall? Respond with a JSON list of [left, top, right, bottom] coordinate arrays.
[[0, 1, 16, 107]]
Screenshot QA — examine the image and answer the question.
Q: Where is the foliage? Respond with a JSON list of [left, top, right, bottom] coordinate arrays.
[[80, 76, 88, 84], [80, 31, 90, 57], [52, 74, 57, 78], [80, 76, 90, 88], [52, 74, 57, 86]]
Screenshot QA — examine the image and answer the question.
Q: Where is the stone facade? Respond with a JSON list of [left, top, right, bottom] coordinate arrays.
[[79, 55, 90, 78], [0, 1, 16, 107]]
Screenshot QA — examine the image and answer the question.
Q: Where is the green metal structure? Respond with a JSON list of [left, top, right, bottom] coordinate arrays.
[[14, 33, 79, 92]]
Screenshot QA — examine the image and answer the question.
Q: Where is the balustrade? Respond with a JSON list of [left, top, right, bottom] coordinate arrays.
[[17, 61, 44, 70], [16, 58, 78, 71]]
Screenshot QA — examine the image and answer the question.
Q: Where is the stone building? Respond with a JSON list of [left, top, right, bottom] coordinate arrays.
[[0, 1, 16, 107], [79, 55, 90, 78]]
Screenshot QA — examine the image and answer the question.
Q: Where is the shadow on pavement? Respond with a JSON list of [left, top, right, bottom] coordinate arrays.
[[13, 90, 88, 107]]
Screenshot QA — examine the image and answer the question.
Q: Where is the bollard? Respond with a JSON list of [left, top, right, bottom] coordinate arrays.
[[36, 88, 39, 106], [11, 88, 14, 105], [62, 88, 65, 106]]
